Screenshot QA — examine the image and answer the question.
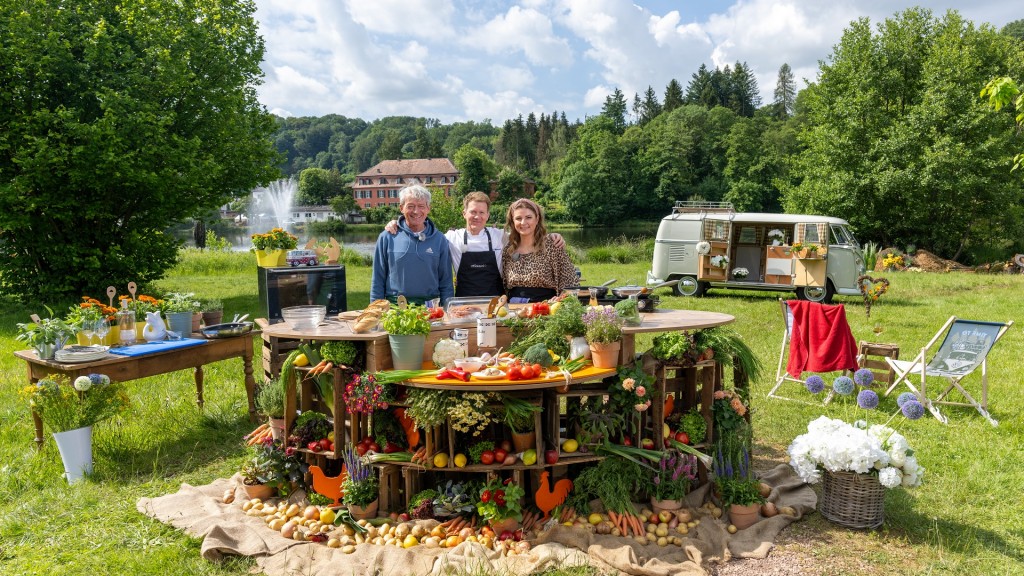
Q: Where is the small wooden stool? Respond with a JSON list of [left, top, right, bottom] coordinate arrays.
[[858, 342, 900, 388]]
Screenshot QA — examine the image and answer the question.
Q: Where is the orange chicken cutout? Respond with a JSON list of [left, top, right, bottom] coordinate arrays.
[[535, 471, 573, 521], [309, 464, 347, 507]]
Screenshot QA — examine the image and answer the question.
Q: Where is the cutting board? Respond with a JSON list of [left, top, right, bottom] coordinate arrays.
[[109, 338, 208, 357]]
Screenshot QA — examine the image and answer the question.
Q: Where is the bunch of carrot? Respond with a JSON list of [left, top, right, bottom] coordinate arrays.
[[441, 515, 477, 536], [306, 359, 334, 377], [244, 423, 273, 446], [520, 508, 542, 532], [607, 509, 645, 537]]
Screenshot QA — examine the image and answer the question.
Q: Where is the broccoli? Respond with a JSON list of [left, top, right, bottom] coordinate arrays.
[[523, 342, 554, 367]]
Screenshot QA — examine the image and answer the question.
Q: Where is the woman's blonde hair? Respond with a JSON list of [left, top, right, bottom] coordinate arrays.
[[504, 198, 547, 256]]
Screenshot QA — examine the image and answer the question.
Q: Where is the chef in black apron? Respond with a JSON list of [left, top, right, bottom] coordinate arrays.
[[455, 228, 505, 297]]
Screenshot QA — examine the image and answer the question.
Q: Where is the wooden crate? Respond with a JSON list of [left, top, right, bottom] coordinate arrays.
[[858, 341, 900, 388], [256, 318, 301, 379], [378, 464, 403, 513]]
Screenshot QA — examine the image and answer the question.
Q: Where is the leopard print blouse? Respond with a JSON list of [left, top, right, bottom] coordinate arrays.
[[502, 237, 577, 292]]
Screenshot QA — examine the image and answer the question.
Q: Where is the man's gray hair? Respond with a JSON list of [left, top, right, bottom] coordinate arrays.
[[399, 185, 432, 206]]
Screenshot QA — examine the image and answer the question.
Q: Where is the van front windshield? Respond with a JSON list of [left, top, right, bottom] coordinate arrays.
[[831, 225, 860, 249]]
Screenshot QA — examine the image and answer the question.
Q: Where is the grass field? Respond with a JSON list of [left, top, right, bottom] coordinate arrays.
[[1, 252, 1022, 575]]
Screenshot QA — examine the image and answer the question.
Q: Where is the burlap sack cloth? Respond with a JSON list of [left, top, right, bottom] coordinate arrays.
[[137, 464, 815, 575]]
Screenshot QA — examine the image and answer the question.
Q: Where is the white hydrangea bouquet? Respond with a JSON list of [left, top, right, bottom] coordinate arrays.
[[710, 254, 729, 269], [787, 416, 924, 489]]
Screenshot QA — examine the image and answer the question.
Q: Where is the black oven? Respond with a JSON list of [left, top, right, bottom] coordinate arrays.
[[257, 265, 348, 323]]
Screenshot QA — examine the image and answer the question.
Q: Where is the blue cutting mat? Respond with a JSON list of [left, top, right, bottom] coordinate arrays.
[[109, 338, 208, 357]]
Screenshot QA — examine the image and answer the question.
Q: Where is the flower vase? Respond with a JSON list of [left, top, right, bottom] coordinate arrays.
[[52, 425, 93, 484], [202, 310, 223, 327], [347, 499, 379, 520], [242, 483, 275, 500], [191, 312, 202, 333], [588, 340, 621, 369], [255, 249, 287, 267], [728, 503, 761, 530]]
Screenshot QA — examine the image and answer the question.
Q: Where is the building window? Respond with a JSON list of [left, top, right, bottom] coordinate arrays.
[[397, 177, 404, 184], [379, 177, 387, 184], [426, 176, 433, 183], [389, 189, 398, 198]]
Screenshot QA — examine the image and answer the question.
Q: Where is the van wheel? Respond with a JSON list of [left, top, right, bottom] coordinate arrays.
[[673, 276, 707, 297], [797, 282, 834, 304]]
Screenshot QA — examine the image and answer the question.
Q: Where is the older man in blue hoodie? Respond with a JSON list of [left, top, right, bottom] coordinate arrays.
[[370, 185, 455, 306]]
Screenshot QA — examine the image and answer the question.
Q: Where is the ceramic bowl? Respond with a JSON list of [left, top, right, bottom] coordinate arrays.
[[453, 356, 485, 372]]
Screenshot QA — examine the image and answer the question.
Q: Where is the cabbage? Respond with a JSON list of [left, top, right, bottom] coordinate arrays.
[[432, 338, 465, 368]]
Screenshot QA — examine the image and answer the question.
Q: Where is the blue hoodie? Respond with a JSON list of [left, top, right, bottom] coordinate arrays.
[[370, 216, 454, 305]]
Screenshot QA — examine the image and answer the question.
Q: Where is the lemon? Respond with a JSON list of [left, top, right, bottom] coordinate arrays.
[[521, 449, 536, 466], [319, 508, 336, 525], [293, 353, 309, 367], [496, 306, 508, 318], [588, 513, 603, 525], [453, 453, 468, 468], [562, 439, 579, 453], [433, 452, 449, 468]]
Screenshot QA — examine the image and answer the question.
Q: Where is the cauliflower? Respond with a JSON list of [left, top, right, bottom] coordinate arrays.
[[432, 338, 466, 368]]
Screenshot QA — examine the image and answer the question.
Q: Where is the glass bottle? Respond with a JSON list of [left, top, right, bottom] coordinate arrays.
[[118, 301, 136, 345]]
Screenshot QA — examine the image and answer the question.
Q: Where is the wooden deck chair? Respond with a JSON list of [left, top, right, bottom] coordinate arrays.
[[767, 299, 858, 404], [884, 317, 1013, 426]]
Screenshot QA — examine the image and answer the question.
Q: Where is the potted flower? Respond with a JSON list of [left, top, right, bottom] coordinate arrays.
[[249, 436, 303, 497], [21, 373, 130, 483], [476, 476, 526, 534], [239, 452, 276, 499], [710, 254, 729, 269], [582, 305, 623, 368], [788, 409, 924, 529], [500, 394, 541, 452], [255, 378, 288, 440], [767, 229, 786, 246], [66, 297, 118, 345], [343, 372, 394, 414], [162, 292, 200, 337], [200, 298, 223, 327], [17, 306, 76, 360], [732, 267, 749, 280], [648, 451, 698, 514], [251, 227, 298, 267], [341, 445, 380, 519], [381, 304, 431, 370], [712, 442, 765, 529]]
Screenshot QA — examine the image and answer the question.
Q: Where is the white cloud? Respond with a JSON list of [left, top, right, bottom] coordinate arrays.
[[345, 0, 455, 38], [463, 6, 573, 67]]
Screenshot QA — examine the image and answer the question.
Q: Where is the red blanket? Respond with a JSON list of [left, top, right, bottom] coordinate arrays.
[[786, 300, 858, 378]]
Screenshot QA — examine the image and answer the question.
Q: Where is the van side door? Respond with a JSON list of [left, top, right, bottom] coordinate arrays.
[[826, 224, 864, 293]]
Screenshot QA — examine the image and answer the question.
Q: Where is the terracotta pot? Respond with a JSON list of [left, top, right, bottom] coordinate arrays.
[[489, 516, 519, 535], [191, 312, 202, 334], [268, 417, 286, 442], [728, 502, 761, 530], [651, 497, 684, 515], [589, 340, 621, 369], [511, 430, 537, 453], [242, 483, 275, 500], [202, 310, 223, 327], [347, 499, 379, 520]]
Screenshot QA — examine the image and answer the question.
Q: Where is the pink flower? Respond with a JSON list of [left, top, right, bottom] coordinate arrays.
[[714, 390, 726, 400], [635, 400, 651, 412], [635, 385, 647, 398], [622, 378, 635, 391]]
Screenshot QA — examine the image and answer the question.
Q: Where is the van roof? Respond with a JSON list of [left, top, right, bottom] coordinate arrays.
[[662, 211, 850, 226]]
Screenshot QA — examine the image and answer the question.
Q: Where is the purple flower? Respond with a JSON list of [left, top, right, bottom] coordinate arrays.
[[857, 389, 879, 409], [901, 400, 926, 420], [896, 392, 918, 407], [805, 375, 825, 394], [833, 376, 855, 396], [853, 368, 874, 387]]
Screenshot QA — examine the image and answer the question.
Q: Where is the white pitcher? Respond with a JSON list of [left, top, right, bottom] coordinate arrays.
[[142, 311, 166, 342]]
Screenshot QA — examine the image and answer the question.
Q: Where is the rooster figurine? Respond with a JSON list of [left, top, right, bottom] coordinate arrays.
[[309, 464, 347, 507], [535, 471, 573, 521]]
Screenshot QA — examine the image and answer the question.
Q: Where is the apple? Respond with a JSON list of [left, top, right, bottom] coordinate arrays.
[[621, 436, 632, 447], [544, 449, 559, 465], [641, 438, 655, 449], [480, 450, 495, 465], [674, 431, 690, 444], [499, 439, 513, 453], [658, 510, 674, 523], [649, 513, 659, 524], [494, 448, 508, 463]]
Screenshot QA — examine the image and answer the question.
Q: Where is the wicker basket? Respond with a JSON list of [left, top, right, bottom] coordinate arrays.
[[819, 469, 885, 529]]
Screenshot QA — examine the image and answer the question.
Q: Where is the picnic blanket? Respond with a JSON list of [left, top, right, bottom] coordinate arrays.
[[137, 464, 816, 575]]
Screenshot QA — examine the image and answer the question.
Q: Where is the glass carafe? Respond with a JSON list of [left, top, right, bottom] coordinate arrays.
[[118, 303, 136, 345]]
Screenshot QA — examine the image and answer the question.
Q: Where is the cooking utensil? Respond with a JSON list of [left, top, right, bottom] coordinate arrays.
[[599, 278, 617, 287], [611, 280, 679, 298], [201, 322, 254, 339]]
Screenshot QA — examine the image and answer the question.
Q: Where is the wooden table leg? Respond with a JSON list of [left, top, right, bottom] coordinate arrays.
[[33, 410, 44, 450], [195, 365, 205, 409]]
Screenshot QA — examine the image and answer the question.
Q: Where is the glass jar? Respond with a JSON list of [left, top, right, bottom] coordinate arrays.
[[118, 306, 136, 345]]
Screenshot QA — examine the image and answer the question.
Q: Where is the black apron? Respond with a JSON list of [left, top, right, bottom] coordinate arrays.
[[507, 286, 556, 303], [455, 229, 504, 297]]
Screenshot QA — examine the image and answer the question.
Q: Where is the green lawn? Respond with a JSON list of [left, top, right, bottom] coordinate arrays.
[[1, 254, 1022, 575]]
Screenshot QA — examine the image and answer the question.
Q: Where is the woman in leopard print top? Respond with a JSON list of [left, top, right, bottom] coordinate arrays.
[[502, 198, 577, 302]]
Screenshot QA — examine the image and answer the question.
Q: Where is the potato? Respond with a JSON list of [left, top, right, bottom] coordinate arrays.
[[758, 482, 772, 498], [303, 505, 320, 520], [327, 538, 341, 548], [222, 489, 235, 504], [411, 524, 428, 539], [281, 520, 297, 539], [761, 502, 778, 518], [342, 544, 356, 554], [778, 505, 798, 517], [657, 536, 668, 547]]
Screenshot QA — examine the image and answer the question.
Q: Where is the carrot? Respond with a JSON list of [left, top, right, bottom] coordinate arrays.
[[244, 423, 269, 440], [633, 514, 644, 537], [607, 510, 619, 532], [440, 517, 457, 528]]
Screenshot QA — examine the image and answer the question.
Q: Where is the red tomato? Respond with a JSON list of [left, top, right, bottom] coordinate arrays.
[[674, 431, 690, 444], [368, 442, 381, 453], [520, 365, 534, 379], [531, 363, 543, 375], [480, 450, 495, 465], [508, 365, 522, 380], [355, 443, 369, 456]]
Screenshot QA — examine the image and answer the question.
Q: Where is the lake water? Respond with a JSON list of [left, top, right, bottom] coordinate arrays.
[[189, 223, 658, 255]]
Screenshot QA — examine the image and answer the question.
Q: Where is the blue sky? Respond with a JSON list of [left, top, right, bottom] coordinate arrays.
[[253, 0, 1017, 123]]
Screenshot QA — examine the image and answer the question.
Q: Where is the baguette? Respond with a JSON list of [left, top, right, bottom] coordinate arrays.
[[351, 315, 379, 333]]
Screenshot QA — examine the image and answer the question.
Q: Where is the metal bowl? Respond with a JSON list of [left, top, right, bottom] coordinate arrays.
[[201, 322, 254, 339]]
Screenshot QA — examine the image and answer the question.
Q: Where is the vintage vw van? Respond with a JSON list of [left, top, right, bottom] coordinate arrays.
[[647, 202, 865, 303]]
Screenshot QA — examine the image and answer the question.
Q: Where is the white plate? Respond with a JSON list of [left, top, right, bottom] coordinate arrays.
[[471, 370, 507, 381], [54, 346, 110, 363]]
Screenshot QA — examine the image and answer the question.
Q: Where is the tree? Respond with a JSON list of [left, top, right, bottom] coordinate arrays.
[[640, 86, 663, 125], [729, 62, 761, 117], [453, 144, 496, 196], [298, 168, 349, 205], [981, 77, 1024, 171], [378, 129, 405, 160], [772, 63, 797, 119], [1001, 19, 1024, 41], [784, 8, 1023, 262], [0, 0, 278, 302], [663, 79, 684, 112], [494, 166, 526, 203], [601, 88, 629, 133], [428, 186, 462, 234]]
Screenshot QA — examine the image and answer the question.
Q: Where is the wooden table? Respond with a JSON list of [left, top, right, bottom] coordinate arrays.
[[15, 333, 259, 448]]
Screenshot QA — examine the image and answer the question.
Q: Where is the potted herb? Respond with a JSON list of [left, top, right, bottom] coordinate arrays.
[[255, 378, 287, 440], [162, 292, 200, 337], [17, 307, 76, 360], [239, 452, 275, 499], [582, 305, 623, 368], [712, 442, 765, 529], [649, 451, 698, 514], [341, 445, 380, 519], [500, 394, 541, 452], [200, 298, 223, 327], [381, 304, 431, 370]]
